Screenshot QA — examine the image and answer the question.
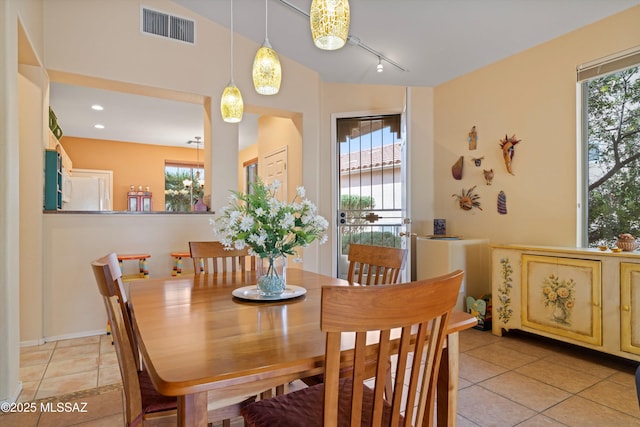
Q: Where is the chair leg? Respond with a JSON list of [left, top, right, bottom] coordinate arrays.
[[260, 389, 273, 399]]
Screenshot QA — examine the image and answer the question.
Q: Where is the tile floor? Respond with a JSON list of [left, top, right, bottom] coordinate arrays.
[[2, 328, 639, 426]]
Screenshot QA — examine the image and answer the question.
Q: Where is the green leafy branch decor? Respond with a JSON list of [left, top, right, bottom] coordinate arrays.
[[497, 258, 513, 324]]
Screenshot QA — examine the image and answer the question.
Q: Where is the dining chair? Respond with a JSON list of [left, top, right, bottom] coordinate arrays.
[[189, 241, 256, 274], [92, 255, 256, 427], [302, 243, 407, 392], [346, 243, 407, 285], [241, 270, 464, 427], [103, 294, 254, 427]]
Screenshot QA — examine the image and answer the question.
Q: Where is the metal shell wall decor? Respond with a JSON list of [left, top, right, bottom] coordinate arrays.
[[452, 156, 463, 180], [452, 186, 482, 211], [499, 134, 522, 175], [497, 190, 507, 214]]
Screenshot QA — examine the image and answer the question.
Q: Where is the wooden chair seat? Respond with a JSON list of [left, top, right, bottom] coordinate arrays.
[[242, 378, 401, 427], [135, 369, 177, 423]]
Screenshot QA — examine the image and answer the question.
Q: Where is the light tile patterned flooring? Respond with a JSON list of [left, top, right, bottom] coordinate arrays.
[[2, 328, 640, 426]]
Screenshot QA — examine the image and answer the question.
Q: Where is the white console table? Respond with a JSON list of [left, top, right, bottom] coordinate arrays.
[[492, 243, 640, 362], [416, 237, 491, 311]]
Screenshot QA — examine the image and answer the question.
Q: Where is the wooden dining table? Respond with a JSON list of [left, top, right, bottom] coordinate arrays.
[[129, 268, 477, 427]]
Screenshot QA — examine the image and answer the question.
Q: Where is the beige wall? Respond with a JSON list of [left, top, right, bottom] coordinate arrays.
[[19, 69, 47, 351], [3, 0, 46, 403], [258, 115, 303, 203], [42, 213, 214, 339], [61, 137, 200, 211], [433, 6, 640, 246], [238, 143, 258, 193], [236, 115, 303, 201]]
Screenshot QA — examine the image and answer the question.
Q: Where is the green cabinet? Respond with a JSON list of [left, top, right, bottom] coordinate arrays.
[[44, 150, 62, 210]]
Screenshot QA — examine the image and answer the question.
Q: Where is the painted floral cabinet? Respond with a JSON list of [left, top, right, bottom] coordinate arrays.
[[491, 244, 640, 362], [520, 255, 601, 346], [621, 262, 640, 355], [492, 248, 522, 332]]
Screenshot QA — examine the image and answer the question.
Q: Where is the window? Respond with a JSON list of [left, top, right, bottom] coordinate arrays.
[[164, 162, 204, 212], [579, 48, 640, 247]]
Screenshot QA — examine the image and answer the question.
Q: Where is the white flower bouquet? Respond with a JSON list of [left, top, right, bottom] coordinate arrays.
[[213, 178, 328, 261]]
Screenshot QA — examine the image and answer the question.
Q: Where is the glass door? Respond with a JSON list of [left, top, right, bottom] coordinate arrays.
[[336, 114, 407, 280]]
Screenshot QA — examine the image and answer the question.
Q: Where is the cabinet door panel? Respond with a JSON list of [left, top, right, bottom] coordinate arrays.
[[521, 255, 602, 346], [621, 262, 640, 354]]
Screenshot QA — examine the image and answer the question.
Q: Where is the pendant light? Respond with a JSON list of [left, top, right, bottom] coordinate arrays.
[[310, 0, 350, 51], [252, 0, 282, 95], [220, 0, 243, 123]]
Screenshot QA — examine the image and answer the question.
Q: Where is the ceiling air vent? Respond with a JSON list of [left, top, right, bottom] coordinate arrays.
[[142, 7, 195, 44]]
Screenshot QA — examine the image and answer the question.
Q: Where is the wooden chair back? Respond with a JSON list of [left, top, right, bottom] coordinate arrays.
[[189, 241, 256, 274], [91, 252, 126, 300], [321, 269, 464, 426], [91, 253, 141, 370], [346, 243, 407, 285]]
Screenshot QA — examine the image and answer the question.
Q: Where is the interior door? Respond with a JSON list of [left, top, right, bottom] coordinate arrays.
[[336, 114, 408, 280], [263, 146, 288, 201]]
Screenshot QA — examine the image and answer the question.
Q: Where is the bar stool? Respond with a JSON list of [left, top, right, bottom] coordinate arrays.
[[170, 251, 203, 275], [117, 253, 151, 281]]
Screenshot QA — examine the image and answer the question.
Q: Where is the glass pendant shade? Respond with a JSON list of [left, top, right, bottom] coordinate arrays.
[[253, 40, 282, 95], [310, 0, 350, 50], [220, 82, 243, 123], [220, 0, 243, 123]]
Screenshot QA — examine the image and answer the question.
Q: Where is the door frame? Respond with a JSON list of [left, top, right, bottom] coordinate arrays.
[[330, 106, 411, 280]]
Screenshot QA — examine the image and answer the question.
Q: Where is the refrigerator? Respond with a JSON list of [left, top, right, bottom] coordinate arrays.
[[61, 173, 111, 211]]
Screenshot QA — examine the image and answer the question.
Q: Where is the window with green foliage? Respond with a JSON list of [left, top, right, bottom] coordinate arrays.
[[164, 163, 204, 212], [582, 55, 640, 247]]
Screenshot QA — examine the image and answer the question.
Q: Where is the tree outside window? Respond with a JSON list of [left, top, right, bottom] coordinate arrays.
[[165, 164, 204, 212], [585, 65, 640, 247]]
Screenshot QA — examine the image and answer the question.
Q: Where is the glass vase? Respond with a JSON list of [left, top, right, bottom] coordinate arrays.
[[257, 255, 287, 296]]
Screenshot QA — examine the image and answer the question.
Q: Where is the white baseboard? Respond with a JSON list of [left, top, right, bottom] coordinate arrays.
[[20, 329, 107, 347], [20, 338, 46, 347], [0, 381, 23, 404]]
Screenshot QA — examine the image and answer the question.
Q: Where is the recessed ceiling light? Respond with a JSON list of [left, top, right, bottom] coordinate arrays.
[[94, 124, 105, 129], [91, 104, 104, 111]]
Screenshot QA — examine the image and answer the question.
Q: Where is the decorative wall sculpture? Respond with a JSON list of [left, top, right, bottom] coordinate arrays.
[[499, 134, 521, 175]]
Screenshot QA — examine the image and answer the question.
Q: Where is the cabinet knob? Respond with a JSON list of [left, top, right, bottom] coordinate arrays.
[[623, 305, 630, 311]]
